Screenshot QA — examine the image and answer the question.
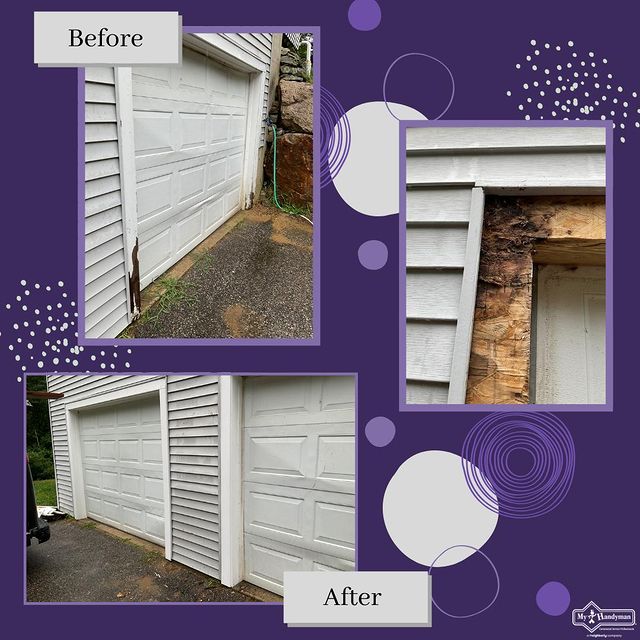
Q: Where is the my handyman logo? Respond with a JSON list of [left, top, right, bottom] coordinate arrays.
[[572, 601, 636, 633]]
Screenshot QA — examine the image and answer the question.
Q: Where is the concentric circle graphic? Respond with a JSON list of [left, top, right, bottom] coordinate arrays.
[[382, 52, 456, 121], [319, 87, 351, 188], [461, 413, 576, 519], [428, 545, 500, 619]]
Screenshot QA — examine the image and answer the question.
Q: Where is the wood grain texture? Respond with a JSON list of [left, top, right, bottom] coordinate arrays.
[[466, 195, 606, 404]]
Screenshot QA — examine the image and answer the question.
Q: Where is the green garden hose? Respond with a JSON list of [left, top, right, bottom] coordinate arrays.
[[271, 124, 284, 210]]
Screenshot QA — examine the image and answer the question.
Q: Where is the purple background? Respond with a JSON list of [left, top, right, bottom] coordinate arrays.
[[3, 0, 638, 637]]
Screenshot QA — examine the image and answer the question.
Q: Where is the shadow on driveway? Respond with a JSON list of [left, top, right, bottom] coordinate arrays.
[[27, 519, 257, 603]]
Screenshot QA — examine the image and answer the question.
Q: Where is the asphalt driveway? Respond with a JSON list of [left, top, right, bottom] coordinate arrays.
[[125, 204, 313, 339], [27, 519, 257, 603]]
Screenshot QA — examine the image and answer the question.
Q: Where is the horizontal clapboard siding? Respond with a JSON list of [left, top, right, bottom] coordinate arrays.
[[46, 375, 220, 579], [405, 125, 606, 405], [84, 68, 129, 339], [167, 375, 220, 578], [406, 183, 475, 402]]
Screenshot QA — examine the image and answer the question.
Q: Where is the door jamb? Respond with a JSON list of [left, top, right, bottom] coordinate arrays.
[[114, 67, 139, 323], [219, 375, 244, 587], [64, 379, 172, 559]]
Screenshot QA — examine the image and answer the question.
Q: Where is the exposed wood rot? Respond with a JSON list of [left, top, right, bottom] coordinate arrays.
[[129, 238, 141, 319], [466, 196, 605, 404]]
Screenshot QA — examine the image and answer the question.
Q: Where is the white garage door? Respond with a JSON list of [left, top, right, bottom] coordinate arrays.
[[132, 46, 250, 288], [535, 265, 606, 404], [242, 376, 356, 595], [78, 395, 166, 545]]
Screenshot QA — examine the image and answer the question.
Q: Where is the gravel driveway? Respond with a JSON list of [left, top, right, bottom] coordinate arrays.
[[126, 204, 313, 339], [27, 519, 257, 603]]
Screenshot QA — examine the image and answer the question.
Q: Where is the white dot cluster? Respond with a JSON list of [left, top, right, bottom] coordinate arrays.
[[1, 280, 134, 382], [508, 40, 639, 143]]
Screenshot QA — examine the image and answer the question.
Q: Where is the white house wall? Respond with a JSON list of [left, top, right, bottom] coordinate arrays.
[[47, 374, 221, 578], [83, 33, 274, 339], [84, 68, 131, 339], [405, 126, 607, 405]]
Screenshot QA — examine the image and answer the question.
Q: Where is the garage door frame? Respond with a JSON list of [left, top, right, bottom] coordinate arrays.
[[64, 379, 172, 559], [115, 35, 267, 319], [218, 375, 357, 592]]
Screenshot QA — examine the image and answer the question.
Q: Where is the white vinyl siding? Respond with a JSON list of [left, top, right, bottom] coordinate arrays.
[[167, 375, 220, 578], [84, 68, 130, 339], [47, 375, 221, 578], [405, 126, 607, 405]]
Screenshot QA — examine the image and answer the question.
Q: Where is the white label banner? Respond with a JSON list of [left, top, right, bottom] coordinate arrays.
[[284, 571, 431, 627], [34, 12, 182, 66]]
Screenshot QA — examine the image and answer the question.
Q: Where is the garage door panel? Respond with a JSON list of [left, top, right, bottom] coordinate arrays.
[[244, 377, 356, 427], [133, 111, 173, 156], [244, 423, 355, 493], [179, 113, 207, 150], [242, 376, 356, 594], [244, 534, 355, 596], [133, 46, 249, 286], [78, 396, 165, 545], [244, 482, 355, 559]]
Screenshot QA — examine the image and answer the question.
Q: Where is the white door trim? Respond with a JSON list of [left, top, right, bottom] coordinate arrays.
[[65, 378, 172, 559], [114, 67, 139, 323], [219, 375, 244, 587]]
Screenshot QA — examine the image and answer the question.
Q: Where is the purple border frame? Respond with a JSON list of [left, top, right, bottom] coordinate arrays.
[[397, 119, 614, 413], [23, 370, 359, 606], [77, 26, 321, 347]]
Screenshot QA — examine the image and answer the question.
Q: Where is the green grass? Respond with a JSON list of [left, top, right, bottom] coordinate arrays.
[[34, 478, 57, 506], [147, 276, 196, 319]]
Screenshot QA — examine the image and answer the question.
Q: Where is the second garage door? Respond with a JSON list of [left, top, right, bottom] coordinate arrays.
[[132, 45, 250, 288], [78, 394, 166, 545], [242, 376, 356, 595]]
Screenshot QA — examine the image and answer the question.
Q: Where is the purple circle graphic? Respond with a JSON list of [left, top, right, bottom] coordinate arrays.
[[347, 0, 381, 31], [536, 581, 571, 616], [365, 416, 396, 447], [320, 87, 351, 188], [358, 240, 388, 270], [461, 413, 576, 519], [428, 545, 500, 619], [383, 52, 456, 121]]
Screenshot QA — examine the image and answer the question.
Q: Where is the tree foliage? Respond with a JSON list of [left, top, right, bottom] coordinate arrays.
[[27, 376, 54, 480]]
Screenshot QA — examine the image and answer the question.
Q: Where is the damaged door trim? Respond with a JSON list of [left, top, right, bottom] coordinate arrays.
[[114, 67, 140, 321], [447, 187, 484, 404]]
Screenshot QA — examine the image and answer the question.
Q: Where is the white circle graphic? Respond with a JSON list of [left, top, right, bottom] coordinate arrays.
[[383, 450, 499, 567], [331, 101, 425, 216]]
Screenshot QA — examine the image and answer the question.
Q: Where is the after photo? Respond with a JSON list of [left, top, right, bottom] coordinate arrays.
[[26, 374, 355, 602]]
